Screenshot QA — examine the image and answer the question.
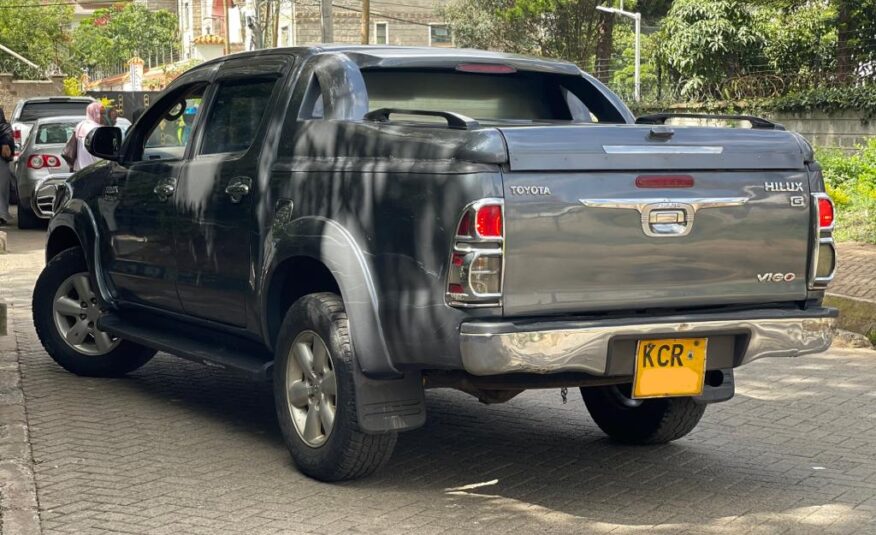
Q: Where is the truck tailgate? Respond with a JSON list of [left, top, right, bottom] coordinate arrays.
[[498, 125, 812, 316]]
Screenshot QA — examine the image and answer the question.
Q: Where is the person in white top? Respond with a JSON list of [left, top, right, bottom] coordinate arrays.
[[73, 101, 106, 171]]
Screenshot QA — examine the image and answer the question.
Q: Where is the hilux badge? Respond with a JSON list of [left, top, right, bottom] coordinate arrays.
[[764, 181, 803, 192]]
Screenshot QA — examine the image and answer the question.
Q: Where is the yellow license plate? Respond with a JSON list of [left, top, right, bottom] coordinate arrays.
[[633, 338, 708, 399]]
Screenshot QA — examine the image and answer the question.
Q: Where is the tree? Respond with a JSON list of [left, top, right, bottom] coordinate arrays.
[[655, 0, 765, 97], [0, 0, 74, 78], [442, 0, 610, 70], [72, 3, 178, 76]]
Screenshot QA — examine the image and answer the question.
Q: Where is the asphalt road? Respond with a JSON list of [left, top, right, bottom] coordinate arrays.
[[2, 223, 875, 534]]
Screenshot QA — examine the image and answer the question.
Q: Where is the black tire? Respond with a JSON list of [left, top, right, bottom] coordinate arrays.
[[273, 293, 396, 482], [33, 248, 156, 377], [16, 203, 42, 229], [581, 384, 706, 444]]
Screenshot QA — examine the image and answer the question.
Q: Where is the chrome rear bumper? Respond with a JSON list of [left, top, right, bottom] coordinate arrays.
[[460, 308, 837, 376]]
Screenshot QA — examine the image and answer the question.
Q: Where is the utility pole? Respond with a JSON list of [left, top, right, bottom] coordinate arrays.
[[223, 0, 231, 55], [320, 0, 333, 43], [360, 0, 370, 44], [596, 3, 641, 102]]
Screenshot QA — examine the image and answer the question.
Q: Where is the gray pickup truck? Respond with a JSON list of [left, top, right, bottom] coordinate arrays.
[[32, 46, 837, 481]]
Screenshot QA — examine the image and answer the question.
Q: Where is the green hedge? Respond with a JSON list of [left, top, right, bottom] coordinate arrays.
[[817, 138, 876, 244]]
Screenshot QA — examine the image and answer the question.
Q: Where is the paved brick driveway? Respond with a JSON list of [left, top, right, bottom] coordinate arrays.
[[2, 226, 876, 534]]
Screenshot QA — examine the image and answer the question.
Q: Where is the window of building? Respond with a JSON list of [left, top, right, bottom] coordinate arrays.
[[375, 22, 388, 45], [429, 24, 451, 47]]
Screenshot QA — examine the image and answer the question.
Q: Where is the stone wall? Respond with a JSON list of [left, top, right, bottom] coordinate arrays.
[[0, 76, 66, 116], [764, 111, 875, 151]]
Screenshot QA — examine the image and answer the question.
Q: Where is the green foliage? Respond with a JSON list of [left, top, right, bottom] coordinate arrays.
[[770, 86, 876, 119], [72, 3, 178, 71], [817, 139, 876, 244], [62, 77, 83, 96], [758, 3, 836, 77], [656, 0, 765, 96], [0, 0, 74, 77], [442, 0, 609, 67]]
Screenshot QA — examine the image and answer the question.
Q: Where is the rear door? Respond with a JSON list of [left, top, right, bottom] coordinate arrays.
[[498, 125, 812, 316], [173, 56, 289, 327]]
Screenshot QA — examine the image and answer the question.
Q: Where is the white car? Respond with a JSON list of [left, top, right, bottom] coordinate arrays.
[[10, 96, 94, 158]]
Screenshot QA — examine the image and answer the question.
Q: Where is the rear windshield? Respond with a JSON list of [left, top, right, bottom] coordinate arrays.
[[358, 69, 624, 124], [34, 123, 77, 145], [19, 101, 91, 122]]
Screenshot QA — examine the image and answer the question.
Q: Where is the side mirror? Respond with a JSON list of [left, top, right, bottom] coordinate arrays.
[[85, 126, 122, 161]]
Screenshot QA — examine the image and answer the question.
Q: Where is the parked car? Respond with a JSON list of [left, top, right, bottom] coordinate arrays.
[[32, 46, 837, 482], [10, 96, 93, 157], [14, 116, 81, 228]]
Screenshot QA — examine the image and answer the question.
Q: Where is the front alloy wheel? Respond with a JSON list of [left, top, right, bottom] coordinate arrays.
[[52, 272, 120, 355]]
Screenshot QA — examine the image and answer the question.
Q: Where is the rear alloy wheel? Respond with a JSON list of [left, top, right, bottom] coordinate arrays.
[[581, 384, 706, 444], [33, 248, 156, 377], [273, 293, 396, 481]]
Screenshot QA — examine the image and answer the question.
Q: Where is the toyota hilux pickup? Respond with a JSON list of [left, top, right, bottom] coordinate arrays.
[[32, 46, 837, 482]]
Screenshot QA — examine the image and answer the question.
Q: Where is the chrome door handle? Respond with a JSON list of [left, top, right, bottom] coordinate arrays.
[[153, 178, 176, 202], [225, 176, 252, 203]]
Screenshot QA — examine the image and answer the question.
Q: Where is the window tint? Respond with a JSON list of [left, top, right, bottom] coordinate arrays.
[[19, 101, 91, 121], [35, 123, 77, 145], [362, 70, 574, 121], [199, 79, 277, 155]]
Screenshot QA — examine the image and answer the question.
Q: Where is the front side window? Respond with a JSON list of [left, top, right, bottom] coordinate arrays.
[[141, 86, 206, 160], [198, 78, 277, 155], [429, 24, 451, 47]]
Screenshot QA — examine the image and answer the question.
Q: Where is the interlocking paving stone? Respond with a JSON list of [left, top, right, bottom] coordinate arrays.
[[831, 243, 876, 302], [3, 226, 876, 534]]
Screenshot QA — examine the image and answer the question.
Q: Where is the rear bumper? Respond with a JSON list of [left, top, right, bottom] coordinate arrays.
[[460, 307, 837, 376]]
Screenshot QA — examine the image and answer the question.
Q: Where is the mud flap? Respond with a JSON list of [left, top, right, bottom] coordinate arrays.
[[353, 362, 426, 434]]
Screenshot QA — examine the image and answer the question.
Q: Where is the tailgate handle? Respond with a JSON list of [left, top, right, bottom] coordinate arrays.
[[648, 126, 674, 140], [581, 197, 748, 238]]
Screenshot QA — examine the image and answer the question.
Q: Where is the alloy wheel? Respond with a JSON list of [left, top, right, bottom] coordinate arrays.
[[51, 273, 119, 356], [285, 330, 338, 447]]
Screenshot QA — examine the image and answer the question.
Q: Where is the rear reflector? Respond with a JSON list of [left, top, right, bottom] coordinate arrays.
[[475, 205, 503, 237], [817, 196, 834, 229], [636, 175, 695, 188], [456, 63, 517, 74], [13, 129, 20, 140]]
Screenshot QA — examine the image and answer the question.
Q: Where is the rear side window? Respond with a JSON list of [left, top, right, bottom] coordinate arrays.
[[199, 78, 277, 155], [34, 123, 76, 145], [19, 101, 91, 122], [362, 70, 572, 122]]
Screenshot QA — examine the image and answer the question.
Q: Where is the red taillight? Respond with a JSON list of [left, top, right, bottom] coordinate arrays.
[[448, 283, 465, 294], [636, 175, 694, 188], [13, 129, 21, 141], [26, 154, 61, 169], [818, 196, 834, 229], [475, 205, 503, 238], [457, 212, 472, 236], [27, 155, 44, 169], [455, 63, 516, 74]]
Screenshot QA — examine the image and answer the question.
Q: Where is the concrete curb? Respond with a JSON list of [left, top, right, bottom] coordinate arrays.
[[825, 293, 876, 345], [0, 310, 41, 535]]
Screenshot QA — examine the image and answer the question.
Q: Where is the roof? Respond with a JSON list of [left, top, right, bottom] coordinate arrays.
[[32, 115, 86, 125], [203, 45, 584, 76]]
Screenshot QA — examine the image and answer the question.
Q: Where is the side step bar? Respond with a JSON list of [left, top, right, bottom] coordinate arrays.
[[98, 313, 273, 380]]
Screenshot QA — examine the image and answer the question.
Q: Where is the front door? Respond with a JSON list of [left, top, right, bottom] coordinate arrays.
[[102, 84, 208, 312], [174, 71, 284, 326]]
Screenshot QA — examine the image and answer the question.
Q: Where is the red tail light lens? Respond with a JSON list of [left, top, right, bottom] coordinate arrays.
[[27, 155, 44, 169], [817, 196, 834, 229], [475, 205, 503, 238], [456, 212, 472, 237], [636, 175, 694, 188], [26, 154, 61, 169], [456, 63, 516, 74], [13, 129, 21, 141]]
